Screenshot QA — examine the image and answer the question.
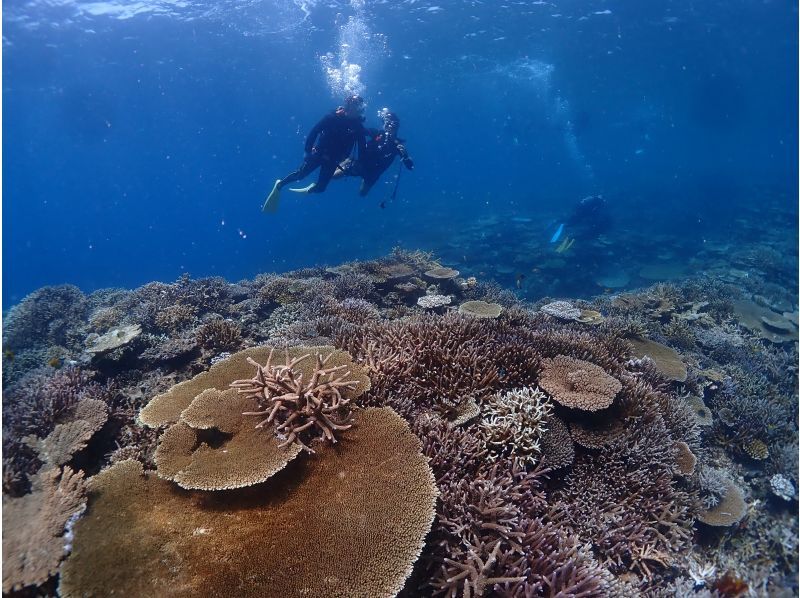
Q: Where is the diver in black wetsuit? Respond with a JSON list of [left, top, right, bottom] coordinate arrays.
[[566, 195, 611, 240], [262, 95, 367, 212], [333, 108, 414, 197]]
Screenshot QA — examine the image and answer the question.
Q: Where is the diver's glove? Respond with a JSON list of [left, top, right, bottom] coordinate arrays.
[[402, 157, 414, 170]]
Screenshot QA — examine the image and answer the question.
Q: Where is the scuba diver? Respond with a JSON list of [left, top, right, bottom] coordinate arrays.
[[333, 108, 414, 198], [566, 195, 611, 239], [550, 195, 611, 250], [262, 94, 367, 213]]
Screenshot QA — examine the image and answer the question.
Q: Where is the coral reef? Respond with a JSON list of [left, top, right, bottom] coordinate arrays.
[[1, 248, 797, 596]]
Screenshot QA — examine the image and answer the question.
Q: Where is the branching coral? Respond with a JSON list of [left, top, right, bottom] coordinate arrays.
[[231, 348, 360, 452], [478, 387, 552, 468], [194, 318, 242, 351], [551, 410, 694, 578]]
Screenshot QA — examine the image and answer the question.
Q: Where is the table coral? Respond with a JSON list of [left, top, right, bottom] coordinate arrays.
[[538, 355, 622, 411], [59, 408, 437, 598]]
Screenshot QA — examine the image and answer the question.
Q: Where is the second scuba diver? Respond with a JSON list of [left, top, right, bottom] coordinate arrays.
[[333, 108, 414, 197], [263, 94, 367, 213]]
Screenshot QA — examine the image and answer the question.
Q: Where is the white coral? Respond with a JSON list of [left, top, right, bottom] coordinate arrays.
[[770, 473, 796, 501], [478, 387, 552, 468], [686, 557, 716, 588]]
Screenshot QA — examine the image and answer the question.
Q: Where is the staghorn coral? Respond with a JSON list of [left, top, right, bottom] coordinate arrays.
[[154, 303, 198, 332], [2, 466, 87, 593], [663, 318, 697, 350], [538, 355, 622, 411], [697, 465, 732, 509], [540, 415, 575, 470], [551, 409, 693, 578], [60, 408, 437, 598], [3, 285, 89, 353], [139, 345, 369, 429], [194, 318, 242, 351], [478, 387, 552, 468], [330, 271, 376, 301], [231, 348, 361, 452], [3, 367, 115, 493]]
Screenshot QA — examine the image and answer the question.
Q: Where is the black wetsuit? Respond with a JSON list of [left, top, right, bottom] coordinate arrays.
[[278, 109, 366, 193], [566, 195, 611, 239], [340, 128, 413, 196]]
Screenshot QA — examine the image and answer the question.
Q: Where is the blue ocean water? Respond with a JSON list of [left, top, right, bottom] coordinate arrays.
[[3, 0, 797, 305]]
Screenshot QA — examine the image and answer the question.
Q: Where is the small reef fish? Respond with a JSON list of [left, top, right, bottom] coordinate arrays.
[[516, 273, 526, 289], [550, 223, 565, 244], [555, 237, 575, 254]]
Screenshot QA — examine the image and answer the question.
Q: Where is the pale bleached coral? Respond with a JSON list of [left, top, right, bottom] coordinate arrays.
[[478, 386, 552, 468]]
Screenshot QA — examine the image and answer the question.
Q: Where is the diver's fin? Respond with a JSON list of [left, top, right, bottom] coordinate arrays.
[[262, 179, 282, 213], [289, 183, 316, 194], [550, 223, 565, 244]]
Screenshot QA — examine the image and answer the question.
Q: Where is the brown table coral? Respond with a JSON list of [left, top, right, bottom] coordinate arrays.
[[59, 407, 437, 598], [538, 355, 622, 411], [139, 345, 370, 428]]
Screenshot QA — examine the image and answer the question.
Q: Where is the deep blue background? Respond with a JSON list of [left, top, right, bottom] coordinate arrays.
[[3, 0, 797, 306]]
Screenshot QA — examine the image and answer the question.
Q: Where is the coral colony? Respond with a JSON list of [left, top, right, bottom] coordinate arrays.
[[2, 248, 797, 596]]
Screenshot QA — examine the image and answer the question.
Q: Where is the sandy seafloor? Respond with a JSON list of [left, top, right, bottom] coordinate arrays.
[[1, 202, 798, 597]]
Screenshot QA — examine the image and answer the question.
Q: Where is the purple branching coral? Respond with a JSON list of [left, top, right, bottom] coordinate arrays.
[[550, 408, 694, 579], [413, 414, 610, 597], [231, 349, 358, 452]]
